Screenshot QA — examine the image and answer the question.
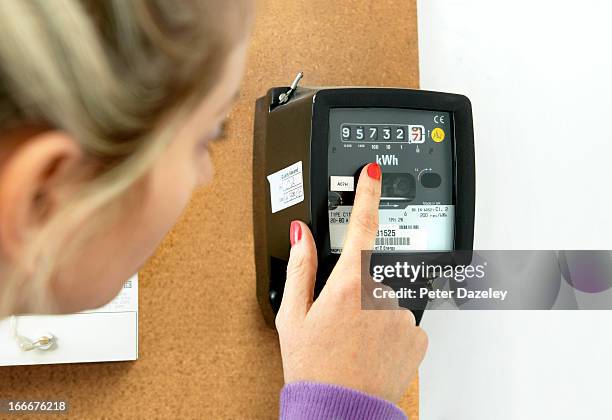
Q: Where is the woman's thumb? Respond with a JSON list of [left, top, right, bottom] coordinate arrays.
[[278, 221, 318, 322]]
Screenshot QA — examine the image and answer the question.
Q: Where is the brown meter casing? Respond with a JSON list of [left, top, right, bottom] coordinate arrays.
[[253, 86, 475, 327]]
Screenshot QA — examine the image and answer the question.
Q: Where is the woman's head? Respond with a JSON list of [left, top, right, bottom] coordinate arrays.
[[0, 0, 253, 315]]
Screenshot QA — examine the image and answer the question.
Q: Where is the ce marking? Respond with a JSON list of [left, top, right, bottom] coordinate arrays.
[[434, 115, 446, 124]]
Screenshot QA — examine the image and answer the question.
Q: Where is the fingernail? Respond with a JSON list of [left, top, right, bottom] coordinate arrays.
[[290, 221, 302, 247], [367, 163, 381, 181]]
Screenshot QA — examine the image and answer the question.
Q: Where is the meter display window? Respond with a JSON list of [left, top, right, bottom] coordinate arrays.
[[328, 108, 455, 253]]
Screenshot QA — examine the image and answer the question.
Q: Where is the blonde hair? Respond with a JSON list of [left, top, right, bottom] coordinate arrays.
[[0, 0, 252, 315]]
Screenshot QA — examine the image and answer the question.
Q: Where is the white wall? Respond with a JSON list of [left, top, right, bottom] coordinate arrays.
[[417, 1, 612, 418]]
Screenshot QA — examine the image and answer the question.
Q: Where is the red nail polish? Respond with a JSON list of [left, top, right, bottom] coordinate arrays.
[[367, 163, 381, 180], [290, 221, 302, 246]]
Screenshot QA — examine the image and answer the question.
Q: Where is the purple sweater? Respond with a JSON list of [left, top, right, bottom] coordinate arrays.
[[280, 382, 407, 420]]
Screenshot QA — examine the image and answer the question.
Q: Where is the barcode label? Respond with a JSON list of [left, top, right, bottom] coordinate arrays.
[[375, 237, 411, 246], [399, 225, 419, 230]]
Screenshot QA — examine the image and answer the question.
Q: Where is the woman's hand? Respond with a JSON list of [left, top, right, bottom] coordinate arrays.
[[276, 163, 428, 404]]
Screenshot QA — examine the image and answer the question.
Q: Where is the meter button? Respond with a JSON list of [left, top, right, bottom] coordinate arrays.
[[421, 172, 442, 188], [328, 192, 342, 210]]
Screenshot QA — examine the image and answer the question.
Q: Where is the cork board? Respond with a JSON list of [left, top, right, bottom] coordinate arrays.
[[0, 1, 420, 418]]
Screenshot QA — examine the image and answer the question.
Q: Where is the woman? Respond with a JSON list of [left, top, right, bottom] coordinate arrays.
[[0, 1, 427, 419]]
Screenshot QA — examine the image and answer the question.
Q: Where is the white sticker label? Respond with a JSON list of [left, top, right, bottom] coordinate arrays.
[[267, 161, 304, 213], [329, 205, 454, 253], [330, 176, 355, 191]]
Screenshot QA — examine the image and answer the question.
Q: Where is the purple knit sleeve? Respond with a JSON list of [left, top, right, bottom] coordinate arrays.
[[279, 382, 407, 420]]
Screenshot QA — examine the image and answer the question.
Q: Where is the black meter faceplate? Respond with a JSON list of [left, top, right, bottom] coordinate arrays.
[[327, 107, 454, 254]]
